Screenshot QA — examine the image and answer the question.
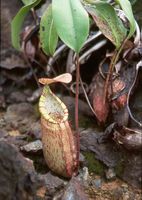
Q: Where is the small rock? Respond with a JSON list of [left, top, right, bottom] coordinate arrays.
[[62, 177, 88, 200], [29, 122, 42, 139], [0, 116, 6, 129], [122, 192, 130, 200], [38, 172, 65, 196], [79, 153, 86, 166], [7, 91, 27, 103], [36, 186, 46, 199], [121, 183, 128, 189], [121, 183, 129, 192], [112, 188, 124, 200], [4, 103, 38, 133], [0, 94, 6, 108], [27, 88, 42, 103], [78, 167, 89, 183], [92, 178, 102, 189], [53, 189, 64, 200], [105, 168, 116, 180], [6, 135, 28, 148], [0, 130, 8, 138], [20, 140, 42, 153], [8, 130, 21, 137]]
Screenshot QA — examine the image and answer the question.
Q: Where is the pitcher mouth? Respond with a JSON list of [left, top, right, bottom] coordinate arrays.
[[39, 85, 68, 124]]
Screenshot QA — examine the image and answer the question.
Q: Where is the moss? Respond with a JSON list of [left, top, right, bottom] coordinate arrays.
[[115, 151, 126, 177], [24, 153, 49, 174], [115, 160, 125, 177], [79, 115, 95, 128], [83, 151, 105, 175], [33, 154, 49, 174]]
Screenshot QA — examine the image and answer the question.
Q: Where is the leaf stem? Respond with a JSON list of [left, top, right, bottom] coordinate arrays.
[[75, 54, 80, 170]]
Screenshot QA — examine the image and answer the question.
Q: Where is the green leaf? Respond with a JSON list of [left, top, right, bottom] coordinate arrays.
[[52, 0, 89, 53], [86, 2, 127, 48], [11, 0, 41, 50], [40, 4, 58, 56], [115, 0, 136, 38], [21, 0, 35, 5]]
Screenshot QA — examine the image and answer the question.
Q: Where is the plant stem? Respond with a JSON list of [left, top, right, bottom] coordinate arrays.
[[31, 8, 38, 25], [75, 54, 80, 170], [23, 48, 40, 88], [103, 38, 128, 103], [103, 50, 117, 103]]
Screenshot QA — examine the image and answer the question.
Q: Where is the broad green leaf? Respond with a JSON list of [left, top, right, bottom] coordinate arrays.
[[11, 0, 41, 50], [52, 0, 89, 53], [115, 0, 136, 38], [86, 2, 127, 48], [21, 0, 34, 5], [40, 5, 58, 55]]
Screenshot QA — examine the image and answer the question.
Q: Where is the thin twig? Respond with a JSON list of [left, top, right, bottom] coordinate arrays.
[[23, 44, 40, 88], [80, 77, 97, 117], [98, 57, 107, 79]]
